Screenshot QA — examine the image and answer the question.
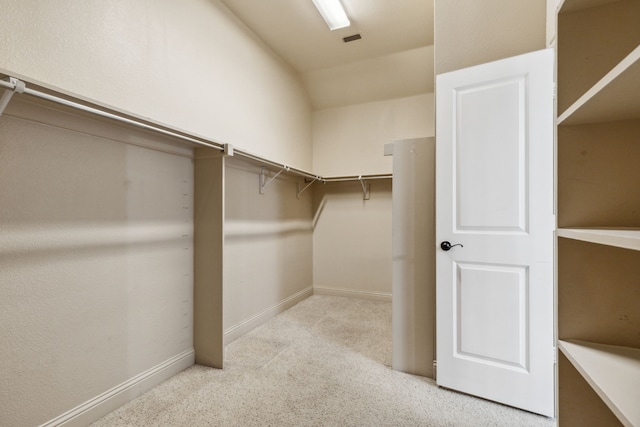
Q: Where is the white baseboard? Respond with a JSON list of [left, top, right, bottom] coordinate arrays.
[[41, 349, 195, 427], [313, 286, 392, 302], [224, 286, 313, 346]]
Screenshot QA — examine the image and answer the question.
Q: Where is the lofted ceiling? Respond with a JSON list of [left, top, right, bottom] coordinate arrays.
[[219, 0, 434, 109]]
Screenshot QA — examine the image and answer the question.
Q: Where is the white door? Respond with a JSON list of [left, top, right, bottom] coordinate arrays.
[[435, 48, 555, 417]]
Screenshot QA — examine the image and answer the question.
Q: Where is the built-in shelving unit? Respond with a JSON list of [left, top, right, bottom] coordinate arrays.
[[555, 0, 640, 425], [558, 340, 640, 427]]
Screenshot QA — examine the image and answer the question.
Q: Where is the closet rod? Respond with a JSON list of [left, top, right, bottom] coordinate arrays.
[[0, 77, 224, 153], [1, 76, 393, 184], [234, 149, 319, 181], [323, 174, 392, 182]]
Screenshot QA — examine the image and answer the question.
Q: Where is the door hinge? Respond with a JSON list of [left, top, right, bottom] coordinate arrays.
[[433, 360, 437, 380], [552, 346, 558, 364], [552, 82, 557, 100]]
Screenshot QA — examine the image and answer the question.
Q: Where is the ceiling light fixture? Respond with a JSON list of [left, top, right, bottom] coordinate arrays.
[[312, 0, 350, 31]]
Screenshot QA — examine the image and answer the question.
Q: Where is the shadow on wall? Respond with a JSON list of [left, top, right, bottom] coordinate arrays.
[[0, 105, 194, 426], [223, 156, 314, 340]]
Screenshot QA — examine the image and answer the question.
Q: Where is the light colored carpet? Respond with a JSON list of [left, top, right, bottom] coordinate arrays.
[[92, 295, 555, 426]]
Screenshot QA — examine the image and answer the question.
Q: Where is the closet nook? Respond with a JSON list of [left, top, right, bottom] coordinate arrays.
[[555, 0, 640, 425]]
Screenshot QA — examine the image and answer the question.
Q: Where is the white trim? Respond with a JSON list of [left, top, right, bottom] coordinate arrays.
[[224, 287, 313, 345], [313, 286, 392, 302], [40, 349, 195, 427]]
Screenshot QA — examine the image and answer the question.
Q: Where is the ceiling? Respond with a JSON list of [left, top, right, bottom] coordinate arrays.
[[219, 0, 434, 109]]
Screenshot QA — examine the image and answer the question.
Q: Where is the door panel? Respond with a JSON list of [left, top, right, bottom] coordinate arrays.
[[456, 263, 528, 370], [456, 76, 528, 232], [436, 48, 555, 417]]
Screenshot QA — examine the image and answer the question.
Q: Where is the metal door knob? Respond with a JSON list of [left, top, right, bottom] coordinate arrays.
[[440, 241, 463, 251]]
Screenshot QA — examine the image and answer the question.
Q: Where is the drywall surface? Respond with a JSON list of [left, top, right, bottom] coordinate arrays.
[[0, 0, 312, 170], [312, 181, 392, 299], [312, 93, 434, 176], [194, 150, 225, 368], [0, 101, 194, 426], [434, 0, 546, 74], [301, 46, 434, 110], [224, 157, 313, 343], [390, 138, 436, 378]]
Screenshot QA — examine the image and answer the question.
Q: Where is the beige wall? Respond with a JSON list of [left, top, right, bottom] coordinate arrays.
[[301, 46, 435, 110], [434, 0, 546, 74], [311, 90, 433, 299], [0, 0, 312, 170], [313, 180, 393, 300], [0, 99, 195, 427], [312, 93, 434, 177], [0, 1, 313, 425], [224, 157, 313, 343], [390, 138, 436, 378]]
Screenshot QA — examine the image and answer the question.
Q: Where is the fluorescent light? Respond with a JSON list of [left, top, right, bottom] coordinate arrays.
[[312, 0, 350, 31]]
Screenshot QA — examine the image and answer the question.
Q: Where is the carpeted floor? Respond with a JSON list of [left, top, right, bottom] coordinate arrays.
[[92, 295, 555, 426]]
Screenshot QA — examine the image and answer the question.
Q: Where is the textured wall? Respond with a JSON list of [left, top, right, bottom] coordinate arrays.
[[312, 181, 393, 299], [434, 0, 546, 74], [0, 100, 194, 426], [311, 91, 433, 299], [301, 46, 434, 110], [224, 158, 314, 341], [312, 93, 434, 177], [0, 0, 312, 170], [0, 1, 313, 424]]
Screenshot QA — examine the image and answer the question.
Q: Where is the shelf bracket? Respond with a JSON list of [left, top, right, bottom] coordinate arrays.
[[0, 77, 25, 117], [222, 143, 234, 156], [297, 176, 318, 199], [358, 176, 370, 200], [259, 165, 289, 195]]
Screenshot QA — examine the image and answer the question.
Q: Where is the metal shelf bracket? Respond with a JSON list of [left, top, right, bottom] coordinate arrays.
[[297, 176, 319, 199], [358, 176, 370, 200], [0, 77, 25, 117], [260, 165, 290, 195]]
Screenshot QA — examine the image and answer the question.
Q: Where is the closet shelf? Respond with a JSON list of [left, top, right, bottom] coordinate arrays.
[[559, 340, 640, 427], [557, 228, 640, 251], [559, 0, 624, 13], [558, 45, 640, 125]]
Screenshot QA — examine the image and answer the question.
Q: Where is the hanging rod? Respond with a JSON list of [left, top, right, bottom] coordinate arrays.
[[0, 77, 225, 153], [234, 149, 319, 181], [322, 174, 392, 182], [0, 76, 393, 186]]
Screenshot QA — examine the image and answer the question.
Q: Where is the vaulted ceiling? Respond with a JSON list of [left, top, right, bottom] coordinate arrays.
[[219, 0, 434, 109]]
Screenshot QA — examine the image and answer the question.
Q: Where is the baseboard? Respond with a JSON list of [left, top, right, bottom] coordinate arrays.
[[313, 286, 392, 302], [41, 349, 195, 427], [224, 286, 313, 346]]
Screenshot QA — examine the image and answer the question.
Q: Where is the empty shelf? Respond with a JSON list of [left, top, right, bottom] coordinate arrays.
[[558, 45, 640, 125], [559, 340, 640, 427], [557, 228, 640, 251]]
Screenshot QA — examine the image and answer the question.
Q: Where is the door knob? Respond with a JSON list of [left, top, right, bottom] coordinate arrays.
[[440, 241, 463, 251]]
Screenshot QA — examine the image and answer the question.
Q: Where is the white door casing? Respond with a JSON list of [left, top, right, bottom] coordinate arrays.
[[435, 49, 555, 417]]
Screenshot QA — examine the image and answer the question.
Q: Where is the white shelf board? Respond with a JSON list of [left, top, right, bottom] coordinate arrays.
[[559, 45, 640, 125], [559, 340, 640, 427], [560, 0, 625, 13], [557, 228, 640, 251]]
